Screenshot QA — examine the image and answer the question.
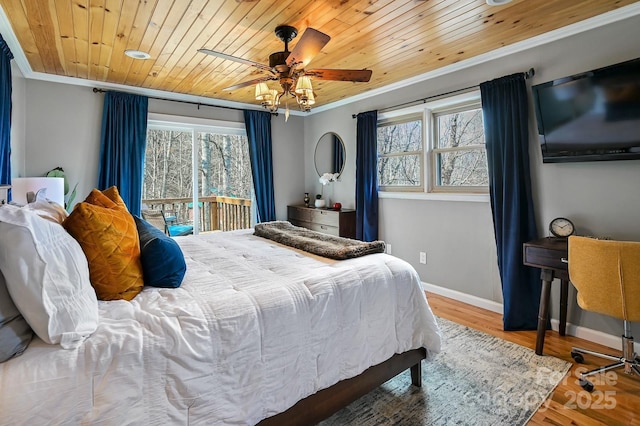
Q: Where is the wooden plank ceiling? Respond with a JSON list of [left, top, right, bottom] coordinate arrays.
[[0, 0, 637, 109]]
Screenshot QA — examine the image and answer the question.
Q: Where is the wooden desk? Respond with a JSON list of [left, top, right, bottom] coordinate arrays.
[[523, 237, 569, 356]]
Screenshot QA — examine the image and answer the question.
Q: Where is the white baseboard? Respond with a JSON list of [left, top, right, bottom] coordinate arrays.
[[423, 282, 640, 353], [422, 282, 503, 314]]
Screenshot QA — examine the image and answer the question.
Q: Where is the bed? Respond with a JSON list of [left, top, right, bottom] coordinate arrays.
[[0, 223, 441, 425]]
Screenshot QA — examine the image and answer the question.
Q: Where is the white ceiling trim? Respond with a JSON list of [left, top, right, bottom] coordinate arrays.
[[2, 2, 640, 116]]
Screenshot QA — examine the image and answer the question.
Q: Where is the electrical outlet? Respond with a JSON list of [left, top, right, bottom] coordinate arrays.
[[419, 252, 427, 264], [386, 243, 392, 254]]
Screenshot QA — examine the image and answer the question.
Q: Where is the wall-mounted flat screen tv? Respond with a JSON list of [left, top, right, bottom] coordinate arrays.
[[532, 57, 640, 163]]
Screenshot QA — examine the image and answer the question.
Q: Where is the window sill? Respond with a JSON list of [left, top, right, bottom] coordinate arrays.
[[378, 191, 490, 203]]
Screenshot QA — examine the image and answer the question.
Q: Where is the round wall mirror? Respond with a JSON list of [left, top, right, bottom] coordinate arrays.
[[314, 132, 346, 177]]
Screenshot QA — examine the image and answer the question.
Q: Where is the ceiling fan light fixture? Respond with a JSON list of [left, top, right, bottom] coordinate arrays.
[[267, 89, 280, 107], [294, 76, 313, 96], [297, 91, 315, 112], [255, 83, 271, 101], [201, 25, 370, 117]]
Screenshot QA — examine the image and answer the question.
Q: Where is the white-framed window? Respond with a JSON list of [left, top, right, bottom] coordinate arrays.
[[377, 91, 488, 199], [377, 114, 423, 192]]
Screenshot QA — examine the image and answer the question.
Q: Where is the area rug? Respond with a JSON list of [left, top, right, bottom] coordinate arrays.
[[320, 317, 571, 426]]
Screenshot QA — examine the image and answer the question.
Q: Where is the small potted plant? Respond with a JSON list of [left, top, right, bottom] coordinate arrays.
[[316, 172, 339, 207]]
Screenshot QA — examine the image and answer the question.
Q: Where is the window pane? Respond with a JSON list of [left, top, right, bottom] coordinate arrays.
[[144, 129, 193, 199], [377, 119, 422, 155], [197, 132, 252, 199], [378, 154, 421, 187], [436, 108, 484, 149], [436, 150, 488, 186]]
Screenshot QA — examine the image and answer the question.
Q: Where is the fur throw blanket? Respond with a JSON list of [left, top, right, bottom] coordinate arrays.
[[254, 221, 385, 260]]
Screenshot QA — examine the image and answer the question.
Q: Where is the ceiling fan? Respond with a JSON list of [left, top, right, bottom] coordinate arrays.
[[198, 25, 372, 113]]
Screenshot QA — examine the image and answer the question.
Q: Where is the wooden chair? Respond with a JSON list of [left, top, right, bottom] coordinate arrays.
[[568, 236, 640, 391]]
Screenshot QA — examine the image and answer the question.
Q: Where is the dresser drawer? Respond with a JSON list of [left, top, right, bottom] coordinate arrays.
[[308, 223, 339, 236], [288, 205, 311, 222], [523, 245, 568, 271], [310, 209, 339, 227]]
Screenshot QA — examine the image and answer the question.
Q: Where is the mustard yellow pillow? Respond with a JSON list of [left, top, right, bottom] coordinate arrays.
[[84, 188, 119, 210], [99, 186, 128, 211], [63, 189, 143, 301]]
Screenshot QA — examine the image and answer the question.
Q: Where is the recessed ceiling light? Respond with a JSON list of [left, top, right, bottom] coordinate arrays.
[[124, 49, 151, 60], [486, 0, 512, 5]]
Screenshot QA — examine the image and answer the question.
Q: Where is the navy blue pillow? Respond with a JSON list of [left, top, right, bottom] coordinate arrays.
[[134, 216, 186, 288]]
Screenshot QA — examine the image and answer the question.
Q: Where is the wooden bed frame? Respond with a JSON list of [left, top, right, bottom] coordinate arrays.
[[258, 347, 427, 425]]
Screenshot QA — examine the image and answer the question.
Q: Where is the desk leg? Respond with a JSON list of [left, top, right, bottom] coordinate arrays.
[[536, 269, 553, 356], [559, 279, 568, 336]]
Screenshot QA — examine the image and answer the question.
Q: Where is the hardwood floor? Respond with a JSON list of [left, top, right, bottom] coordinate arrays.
[[426, 292, 640, 426]]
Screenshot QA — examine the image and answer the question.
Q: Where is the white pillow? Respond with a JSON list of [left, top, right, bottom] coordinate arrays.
[[0, 205, 98, 348], [25, 197, 68, 224]]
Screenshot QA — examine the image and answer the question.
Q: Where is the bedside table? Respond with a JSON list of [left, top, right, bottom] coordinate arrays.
[[0, 185, 9, 205]]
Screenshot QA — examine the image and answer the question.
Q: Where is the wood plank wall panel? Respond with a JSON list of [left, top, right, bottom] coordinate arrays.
[[0, 0, 637, 108]]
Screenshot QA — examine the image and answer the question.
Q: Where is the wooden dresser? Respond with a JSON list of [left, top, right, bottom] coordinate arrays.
[[287, 205, 356, 239]]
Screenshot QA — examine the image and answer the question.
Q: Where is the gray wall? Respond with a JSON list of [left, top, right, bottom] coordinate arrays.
[[304, 14, 640, 337], [14, 80, 304, 220]]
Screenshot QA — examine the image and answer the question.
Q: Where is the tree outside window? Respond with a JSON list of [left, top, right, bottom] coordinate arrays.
[[377, 115, 423, 191], [432, 106, 488, 191]]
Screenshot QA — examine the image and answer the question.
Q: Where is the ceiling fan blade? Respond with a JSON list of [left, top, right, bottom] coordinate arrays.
[[305, 69, 373, 82], [224, 76, 275, 92], [286, 28, 330, 69], [198, 48, 272, 72]]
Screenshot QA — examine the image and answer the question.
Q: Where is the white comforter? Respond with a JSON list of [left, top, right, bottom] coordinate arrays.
[[0, 230, 441, 425]]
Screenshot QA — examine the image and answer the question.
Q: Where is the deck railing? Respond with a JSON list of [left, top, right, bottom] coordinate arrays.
[[141, 196, 252, 232]]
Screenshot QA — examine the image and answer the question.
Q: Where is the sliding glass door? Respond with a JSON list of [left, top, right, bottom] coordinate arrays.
[[142, 115, 253, 234]]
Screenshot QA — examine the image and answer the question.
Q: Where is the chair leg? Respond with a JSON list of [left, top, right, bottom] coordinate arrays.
[[571, 347, 621, 363], [570, 326, 640, 392], [580, 361, 626, 379]]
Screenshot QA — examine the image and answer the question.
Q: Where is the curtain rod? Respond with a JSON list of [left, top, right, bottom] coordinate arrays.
[[92, 88, 279, 116], [351, 68, 535, 119]]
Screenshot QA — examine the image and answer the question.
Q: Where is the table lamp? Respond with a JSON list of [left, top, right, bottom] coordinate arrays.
[[11, 177, 65, 207]]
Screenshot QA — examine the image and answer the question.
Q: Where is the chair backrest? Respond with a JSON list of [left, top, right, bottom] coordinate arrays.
[[568, 236, 640, 322], [140, 209, 168, 234]]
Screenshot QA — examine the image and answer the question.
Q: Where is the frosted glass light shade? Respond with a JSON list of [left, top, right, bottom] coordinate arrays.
[[306, 91, 315, 105], [255, 83, 271, 100], [268, 89, 279, 106], [11, 177, 65, 207], [295, 76, 313, 96]]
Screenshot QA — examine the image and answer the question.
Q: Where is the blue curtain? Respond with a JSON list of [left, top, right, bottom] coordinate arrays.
[[98, 91, 148, 216], [243, 110, 275, 223], [0, 34, 13, 189], [355, 110, 379, 241], [332, 134, 344, 173], [480, 73, 540, 331]]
